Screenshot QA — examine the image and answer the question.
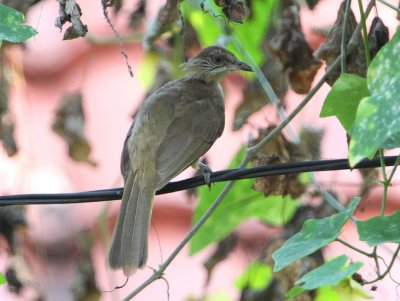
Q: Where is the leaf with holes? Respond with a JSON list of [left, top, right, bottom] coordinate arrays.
[[286, 255, 363, 298], [320, 73, 369, 131], [0, 4, 37, 43], [272, 197, 360, 272], [349, 28, 400, 166], [357, 211, 400, 246]]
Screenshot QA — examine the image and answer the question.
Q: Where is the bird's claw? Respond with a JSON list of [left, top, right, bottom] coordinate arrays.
[[198, 161, 212, 189]]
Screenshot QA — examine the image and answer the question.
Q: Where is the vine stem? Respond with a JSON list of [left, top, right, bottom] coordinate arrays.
[[122, 1, 377, 299], [379, 150, 389, 215], [363, 244, 400, 284], [357, 0, 371, 66], [373, 152, 400, 277], [377, 0, 400, 12], [341, 0, 352, 72], [335, 238, 373, 257]]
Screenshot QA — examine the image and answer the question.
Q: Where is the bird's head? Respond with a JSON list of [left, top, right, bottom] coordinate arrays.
[[183, 46, 252, 83]]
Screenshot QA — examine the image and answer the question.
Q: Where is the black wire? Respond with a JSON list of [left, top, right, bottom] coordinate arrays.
[[0, 156, 397, 206]]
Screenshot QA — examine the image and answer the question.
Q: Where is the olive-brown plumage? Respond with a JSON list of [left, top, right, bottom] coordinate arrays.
[[107, 46, 252, 276]]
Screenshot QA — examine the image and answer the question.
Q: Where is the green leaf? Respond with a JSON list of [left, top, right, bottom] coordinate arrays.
[[333, 278, 373, 300], [315, 286, 340, 301], [227, 0, 277, 65], [235, 261, 272, 290], [320, 73, 369, 131], [203, 291, 231, 301], [183, 1, 222, 47], [0, 4, 37, 43], [272, 197, 360, 272], [349, 28, 400, 166], [137, 53, 161, 90], [356, 211, 400, 246], [286, 255, 363, 298], [0, 272, 6, 285], [190, 147, 298, 254], [381, 132, 400, 149]]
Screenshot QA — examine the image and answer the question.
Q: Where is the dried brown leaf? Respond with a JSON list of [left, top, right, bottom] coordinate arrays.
[[250, 126, 308, 198], [299, 126, 324, 160], [129, 0, 146, 29], [70, 230, 100, 301], [305, 0, 320, 10], [314, 2, 366, 85], [368, 17, 389, 60], [0, 206, 26, 254], [0, 59, 18, 157], [55, 0, 88, 40], [0, 115, 17, 156], [214, 0, 248, 23], [358, 168, 378, 197], [109, 0, 123, 13], [269, 6, 321, 94], [183, 20, 201, 52], [203, 233, 238, 286], [143, 0, 180, 50], [52, 92, 97, 166]]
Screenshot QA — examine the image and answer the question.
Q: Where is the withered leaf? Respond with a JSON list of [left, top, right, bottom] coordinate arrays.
[[305, 0, 320, 10], [129, 0, 146, 29], [299, 126, 324, 160], [182, 20, 201, 52], [314, 2, 366, 85], [203, 233, 238, 286], [358, 168, 378, 197], [269, 6, 321, 94], [250, 126, 308, 198], [55, 0, 88, 40], [233, 51, 288, 130], [143, 0, 180, 50], [0, 206, 26, 254], [70, 230, 100, 301], [214, 0, 248, 23], [52, 92, 97, 166], [0, 62, 18, 157], [368, 17, 389, 60], [109, 0, 123, 13], [0, 115, 17, 157]]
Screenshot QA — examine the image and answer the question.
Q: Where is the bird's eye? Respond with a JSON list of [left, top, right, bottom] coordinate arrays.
[[212, 56, 222, 64]]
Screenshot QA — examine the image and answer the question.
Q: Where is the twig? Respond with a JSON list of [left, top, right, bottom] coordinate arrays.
[[377, 0, 400, 13], [101, 0, 134, 77], [363, 244, 400, 284]]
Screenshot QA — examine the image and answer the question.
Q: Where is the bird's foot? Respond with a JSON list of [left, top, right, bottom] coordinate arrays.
[[198, 161, 212, 188]]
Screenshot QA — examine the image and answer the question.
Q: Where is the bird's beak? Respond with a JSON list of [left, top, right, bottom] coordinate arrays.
[[236, 61, 253, 72]]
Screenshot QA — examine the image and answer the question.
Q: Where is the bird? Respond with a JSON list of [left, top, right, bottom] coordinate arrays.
[[107, 46, 252, 276]]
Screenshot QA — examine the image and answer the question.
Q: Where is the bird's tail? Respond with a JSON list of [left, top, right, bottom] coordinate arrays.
[[107, 171, 155, 276]]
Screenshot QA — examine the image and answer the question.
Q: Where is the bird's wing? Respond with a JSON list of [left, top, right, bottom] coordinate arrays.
[[120, 122, 134, 180], [155, 98, 224, 189]]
